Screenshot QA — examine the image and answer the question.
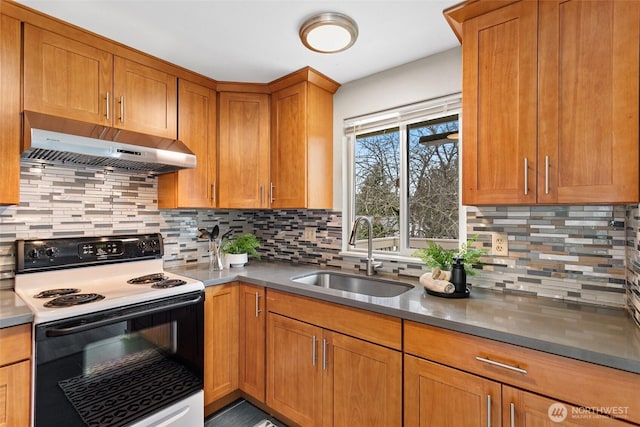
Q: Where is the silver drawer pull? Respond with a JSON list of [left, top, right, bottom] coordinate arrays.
[[475, 356, 528, 374]]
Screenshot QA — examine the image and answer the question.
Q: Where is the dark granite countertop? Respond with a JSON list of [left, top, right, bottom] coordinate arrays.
[[169, 260, 640, 375]]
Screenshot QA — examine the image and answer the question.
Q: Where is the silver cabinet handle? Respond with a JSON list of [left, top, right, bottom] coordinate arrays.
[[523, 157, 528, 195], [260, 184, 265, 205], [255, 292, 260, 317], [119, 95, 125, 123], [105, 91, 110, 121], [487, 394, 492, 427], [312, 335, 317, 366], [270, 182, 275, 203], [510, 402, 515, 427], [475, 356, 528, 374], [545, 155, 549, 195], [322, 339, 327, 370]]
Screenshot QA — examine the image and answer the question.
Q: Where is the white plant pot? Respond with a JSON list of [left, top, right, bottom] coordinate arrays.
[[225, 253, 248, 268]]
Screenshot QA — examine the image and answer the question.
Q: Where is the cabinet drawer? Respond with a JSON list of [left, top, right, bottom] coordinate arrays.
[[0, 323, 31, 366], [266, 290, 401, 350], [404, 321, 640, 424]]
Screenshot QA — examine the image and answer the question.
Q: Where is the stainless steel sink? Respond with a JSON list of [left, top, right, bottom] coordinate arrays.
[[291, 271, 413, 297]]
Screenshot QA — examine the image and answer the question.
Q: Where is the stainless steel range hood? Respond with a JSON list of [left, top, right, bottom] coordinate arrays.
[[22, 111, 196, 174]]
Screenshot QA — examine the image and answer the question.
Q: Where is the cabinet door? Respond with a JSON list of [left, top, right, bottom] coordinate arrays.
[[537, 0, 639, 204], [270, 82, 308, 208], [0, 360, 30, 427], [204, 285, 239, 406], [238, 284, 266, 401], [0, 15, 21, 205], [503, 386, 629, 427], [266, 313, 323, 427], [404, 355, 501, 427], [23, 24, 113, 126], [217, 92, 270, 208], [323, 331, 402, 427], [158, 80, 216, 208], [461, 1, 538, 205], [113, 56, 177, 138]]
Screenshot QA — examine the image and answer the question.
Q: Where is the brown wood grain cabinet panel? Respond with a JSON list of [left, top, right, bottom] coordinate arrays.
[[0, 361, 30, 427], [0, 324, 30, 367], [404, 321, 640, 425], [452, 0, 640, 205], [113, 56, 177, 138], [266, 313, 323, 427], [204, 285, 239, 406], [324, 331, 401, 427], [238, 284, 266, 401], [0, 14, 21, 205], [460, 0, 538, 205], [503, 386, 631, 427], [217, 92, 270, 208], [404, 355, 500, 427], [266, 289, 401, 350], [537, 0, 639, 204], [23, 24, 113, 126], [270, 78, 334, 209], [158, 79, 216, 208]]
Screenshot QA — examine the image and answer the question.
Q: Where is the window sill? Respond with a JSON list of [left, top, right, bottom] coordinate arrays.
[[339, 250, 424, 265]]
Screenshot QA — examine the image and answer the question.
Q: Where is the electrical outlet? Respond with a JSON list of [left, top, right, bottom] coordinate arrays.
[[303, 227, 317, 242], [492, 232, 508, 256]]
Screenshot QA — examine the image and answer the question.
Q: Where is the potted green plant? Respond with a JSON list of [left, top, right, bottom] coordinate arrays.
[[412, 234, 487, 276], [221, 233, 261, 268]]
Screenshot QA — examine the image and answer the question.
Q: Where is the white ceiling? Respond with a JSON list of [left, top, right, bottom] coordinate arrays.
[[15, 0, 461, 85]]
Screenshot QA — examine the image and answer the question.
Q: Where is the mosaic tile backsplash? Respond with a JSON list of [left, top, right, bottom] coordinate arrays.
[[0, 160, 638, 329]]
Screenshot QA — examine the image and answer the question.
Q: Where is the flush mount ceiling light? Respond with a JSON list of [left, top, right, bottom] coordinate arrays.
[[299, 12, 359, 53]]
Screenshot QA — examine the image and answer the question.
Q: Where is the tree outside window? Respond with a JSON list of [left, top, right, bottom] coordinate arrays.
[[351, 111, 459, 255]]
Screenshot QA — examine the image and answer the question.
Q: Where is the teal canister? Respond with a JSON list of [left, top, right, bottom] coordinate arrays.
[[451, 257, 467, 293]]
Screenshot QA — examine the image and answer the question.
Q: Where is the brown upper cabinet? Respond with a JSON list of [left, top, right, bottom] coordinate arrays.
[[447, 0, 640, 205], [217, 90, 271, 209], [269, 69, 339, 209], [0, 14, 21, 206], [23, 24, 177, 139], [158, 79, 217, 208]]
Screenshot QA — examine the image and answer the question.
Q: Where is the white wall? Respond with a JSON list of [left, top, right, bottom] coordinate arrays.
[[331, 46, 462, 208]]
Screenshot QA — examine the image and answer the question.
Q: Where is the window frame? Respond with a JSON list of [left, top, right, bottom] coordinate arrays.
[[342, 93, 465, 261]]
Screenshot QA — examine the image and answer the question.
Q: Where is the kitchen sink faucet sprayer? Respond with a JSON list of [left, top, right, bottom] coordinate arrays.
[[349, 216, 382, 276]]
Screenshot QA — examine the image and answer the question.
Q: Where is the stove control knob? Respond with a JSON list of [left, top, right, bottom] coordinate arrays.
[[28, 248, 42, 259], [45, 247, 59, 258]]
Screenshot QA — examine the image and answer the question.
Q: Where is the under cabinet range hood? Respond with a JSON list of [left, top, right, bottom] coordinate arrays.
[[21, 111, 196, 174]]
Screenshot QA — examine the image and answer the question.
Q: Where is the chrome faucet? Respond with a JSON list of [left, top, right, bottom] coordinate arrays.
[[348, 216, 382, 275]]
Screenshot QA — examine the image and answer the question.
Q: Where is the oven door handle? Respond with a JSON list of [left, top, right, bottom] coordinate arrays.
[[44, 293, 203, 337]]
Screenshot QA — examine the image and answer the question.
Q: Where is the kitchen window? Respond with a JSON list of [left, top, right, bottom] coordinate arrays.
[[344, 94, 462, 258]]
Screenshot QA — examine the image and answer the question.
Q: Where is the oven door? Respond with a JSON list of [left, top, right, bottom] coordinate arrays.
[[34, 291, 204, 427]]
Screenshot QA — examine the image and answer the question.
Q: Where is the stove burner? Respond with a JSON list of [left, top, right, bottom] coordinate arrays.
[[44, 293, 105, 308], [34, 288, 81, 299], [127, 273, 167, 284], [152, 279, 187, 289]]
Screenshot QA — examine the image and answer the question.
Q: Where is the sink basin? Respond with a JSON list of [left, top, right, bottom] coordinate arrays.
[[291, 271, 414, 297]]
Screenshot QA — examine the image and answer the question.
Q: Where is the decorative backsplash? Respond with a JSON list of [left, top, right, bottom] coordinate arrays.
[[0, 160, 638, 329]]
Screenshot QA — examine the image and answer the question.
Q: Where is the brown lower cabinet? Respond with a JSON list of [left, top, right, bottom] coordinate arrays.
[[404, 321, 639, 427], [0, 323, 31, 427], [238, 283, 266, 401], [266, 290, 402, 427], [204, 286, 639, 427], [204, 284, 239, 405], [404, 356, 630, 427]]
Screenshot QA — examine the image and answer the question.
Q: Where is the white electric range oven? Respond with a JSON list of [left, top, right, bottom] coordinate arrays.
[[14, 233, 205, 427]]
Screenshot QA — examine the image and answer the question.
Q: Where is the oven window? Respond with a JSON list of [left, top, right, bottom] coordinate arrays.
[[34, 296, 203, 427]]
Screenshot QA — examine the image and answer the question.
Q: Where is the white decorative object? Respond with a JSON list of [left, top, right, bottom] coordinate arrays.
[[226, 253, 248, 268]]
